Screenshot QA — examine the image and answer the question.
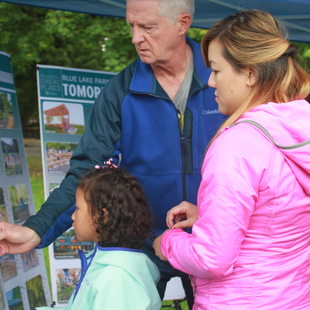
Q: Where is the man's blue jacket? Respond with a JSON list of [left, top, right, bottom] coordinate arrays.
[[24, 38, 225, 247]]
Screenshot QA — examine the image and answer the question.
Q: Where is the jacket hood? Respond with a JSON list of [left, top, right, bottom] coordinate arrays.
[[240, 99, 310, 195], [82, 246, 160, 283]]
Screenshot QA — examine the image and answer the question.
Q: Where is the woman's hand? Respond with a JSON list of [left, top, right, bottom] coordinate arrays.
[[166, 201, 198, 229], [153, 232, 168, 261]]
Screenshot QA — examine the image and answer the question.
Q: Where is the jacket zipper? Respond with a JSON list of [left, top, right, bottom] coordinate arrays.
[[177, 109, 187, 201], [190, 275, 197, 296], [73, 247, 97, 301]]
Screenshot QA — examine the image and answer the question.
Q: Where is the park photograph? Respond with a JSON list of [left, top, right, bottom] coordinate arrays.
[[43, 102, 85, 135], [20, 249, 39, 273], [0, 188, 8, 223], [9, 184, 30, 224], [53, 229, 94, 259], [55, 268, 80, 304], [0, 255, 17, 283], [45, 142, 77, 174], [25, 275, 47, 309], [0, 1, 309, 310], [1, 138, 23, 176], [0, 92, 15, 130], [5, 286, 23, 310], [0, 281, 6, 310]]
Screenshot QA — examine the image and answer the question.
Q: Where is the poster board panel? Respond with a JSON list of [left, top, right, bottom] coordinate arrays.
[[0, 52, 51, 310], [37, 64, 115, 307]]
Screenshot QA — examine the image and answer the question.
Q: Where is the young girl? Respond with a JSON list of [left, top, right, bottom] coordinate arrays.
[[37, 165, 161, 310], [154, 9, 310, 310]]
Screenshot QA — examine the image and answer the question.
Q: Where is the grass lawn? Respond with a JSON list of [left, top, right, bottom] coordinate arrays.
[[24, 138, 51, 288], [24, 138, 189, 310]]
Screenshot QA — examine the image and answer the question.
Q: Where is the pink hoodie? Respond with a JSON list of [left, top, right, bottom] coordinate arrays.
[[161, 100, 310, 310]]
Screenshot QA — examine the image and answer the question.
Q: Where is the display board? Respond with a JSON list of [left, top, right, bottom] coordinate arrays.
[[0, 52, 51, 310], [37, 64, 115, 307]]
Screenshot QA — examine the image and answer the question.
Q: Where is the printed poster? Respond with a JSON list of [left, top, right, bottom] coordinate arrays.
[[37, 64, 115, 307], [0, 51, 51, 310]]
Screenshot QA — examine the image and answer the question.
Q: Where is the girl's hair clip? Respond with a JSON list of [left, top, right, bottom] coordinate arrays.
[[94, 158, 118, 169]]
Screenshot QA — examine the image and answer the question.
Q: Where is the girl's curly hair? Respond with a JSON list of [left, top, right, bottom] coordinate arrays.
[[77, 167, 153, 249]]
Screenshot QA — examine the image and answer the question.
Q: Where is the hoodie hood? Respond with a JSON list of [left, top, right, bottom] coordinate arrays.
[[82, 245, 160, 283], [239, 99, 310, 195]]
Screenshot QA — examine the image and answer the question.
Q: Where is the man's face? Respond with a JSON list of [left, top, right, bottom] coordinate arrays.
[[126, 0, 181, 66]]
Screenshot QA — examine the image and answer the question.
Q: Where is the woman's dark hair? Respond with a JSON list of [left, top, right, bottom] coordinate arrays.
[[77, 167, 153, 249]]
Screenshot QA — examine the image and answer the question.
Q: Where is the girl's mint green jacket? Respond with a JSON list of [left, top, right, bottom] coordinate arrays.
[[36, 245, 161, 310]]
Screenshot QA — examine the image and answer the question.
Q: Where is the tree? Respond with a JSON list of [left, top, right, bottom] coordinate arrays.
[[295, 42, 310, 72], [0, 3, 136, 131]]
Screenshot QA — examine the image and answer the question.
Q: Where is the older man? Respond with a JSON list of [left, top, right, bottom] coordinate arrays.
[[0, 0, 225, 307]]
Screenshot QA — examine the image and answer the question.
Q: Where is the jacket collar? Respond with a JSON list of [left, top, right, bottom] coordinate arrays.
[[129, 37, 211, 98]]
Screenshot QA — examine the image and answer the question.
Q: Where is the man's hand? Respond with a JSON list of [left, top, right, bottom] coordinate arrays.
[[0, 222, 41, 256], [166, 201, 198, 229], [153, 232, 168, 261]]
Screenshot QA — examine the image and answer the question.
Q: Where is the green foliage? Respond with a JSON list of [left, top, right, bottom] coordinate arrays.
[[0, 93, 13, 118], [161, 300, 189, 309], [12, 286, 22, 299], [187, 27, 207, 43], [0, 3, 309, 129], [26, 275, 47, 308], [25, 139, 51, 287], [295, 42, 310, 72], [46, 142, 77, 151], [0, 3, 136, 129]]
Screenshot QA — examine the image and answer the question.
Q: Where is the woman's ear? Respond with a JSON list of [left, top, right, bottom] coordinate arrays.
[[246, 68, 257, 87]]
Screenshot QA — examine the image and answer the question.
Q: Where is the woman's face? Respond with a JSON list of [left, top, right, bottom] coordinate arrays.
[[207, 39, 253, 116]]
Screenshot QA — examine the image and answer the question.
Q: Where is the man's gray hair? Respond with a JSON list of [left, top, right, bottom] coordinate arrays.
[[158, 0, 195, 21]]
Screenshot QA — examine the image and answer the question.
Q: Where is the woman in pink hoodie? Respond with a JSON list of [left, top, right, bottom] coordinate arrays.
[[153, 10, 310, 310]]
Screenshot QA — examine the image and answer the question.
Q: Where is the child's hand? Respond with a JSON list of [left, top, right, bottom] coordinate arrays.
[[153, 232, 168, 261], [166, 201, 198, 229]]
